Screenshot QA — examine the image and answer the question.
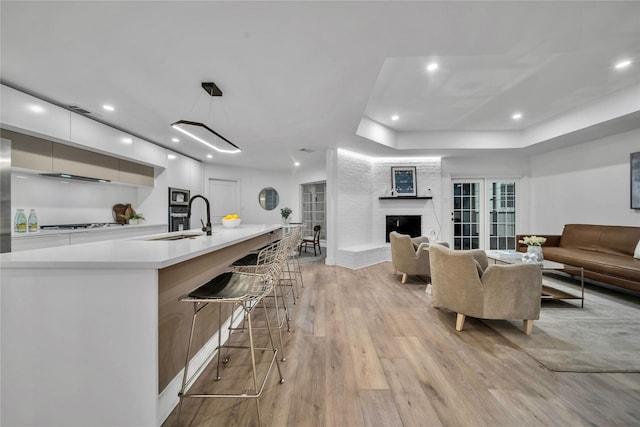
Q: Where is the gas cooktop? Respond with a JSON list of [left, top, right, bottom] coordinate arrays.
[[40, 223, 124, 230]]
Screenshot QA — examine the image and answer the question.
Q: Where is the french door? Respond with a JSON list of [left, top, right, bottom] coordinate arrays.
[[451, 179, 517, 250], [301, 182, 326, 240]]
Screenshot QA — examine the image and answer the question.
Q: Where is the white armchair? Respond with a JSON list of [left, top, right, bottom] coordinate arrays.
[[389, 231, 449, 284]]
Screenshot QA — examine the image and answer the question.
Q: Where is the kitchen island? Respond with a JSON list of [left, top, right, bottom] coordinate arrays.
[[0, 224, 282, 427]]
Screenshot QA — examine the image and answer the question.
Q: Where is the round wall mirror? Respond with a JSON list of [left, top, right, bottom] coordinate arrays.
[[258, 187, 279, 210]]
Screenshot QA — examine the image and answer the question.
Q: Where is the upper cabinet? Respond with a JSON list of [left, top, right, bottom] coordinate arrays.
[[1, 84, 167, 170], [133, 137, 167, 169], [53, 143, 120, 182], [5, 128, 154, 186], [190, 158, 203, 194], [2, 128, 53, 171], [166, 150, 191, 190], [165, 151, 203, 193], [119, 159, 154, 187], [0, 85, 70, 142], [70, 113, 134, 159]]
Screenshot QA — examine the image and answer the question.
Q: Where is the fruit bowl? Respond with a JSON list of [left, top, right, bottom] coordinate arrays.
[[221, 218, 242, 228]]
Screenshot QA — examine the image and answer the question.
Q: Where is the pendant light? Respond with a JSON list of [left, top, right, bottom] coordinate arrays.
[[171, 82, 242, 154]]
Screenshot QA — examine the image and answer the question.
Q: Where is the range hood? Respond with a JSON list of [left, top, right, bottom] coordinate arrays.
[[39, 173, 110, 183]]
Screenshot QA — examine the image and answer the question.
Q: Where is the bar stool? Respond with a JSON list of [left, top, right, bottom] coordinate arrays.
[[177, 250, 285, 426], [283, 225, 304, 297], [232, 237, 293, 341]]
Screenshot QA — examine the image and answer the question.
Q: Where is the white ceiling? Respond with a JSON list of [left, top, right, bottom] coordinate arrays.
[[1, 1, 639, 171]]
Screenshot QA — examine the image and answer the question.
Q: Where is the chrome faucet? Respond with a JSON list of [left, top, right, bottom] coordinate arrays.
[[187, 195, 212, 236]]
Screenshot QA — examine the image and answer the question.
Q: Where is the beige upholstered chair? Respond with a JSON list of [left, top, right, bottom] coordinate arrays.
[[429, 244, 542, 335], [389, 231, 448, 284]]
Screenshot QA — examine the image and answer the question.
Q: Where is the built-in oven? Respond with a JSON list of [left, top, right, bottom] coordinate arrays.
[[168, 187, 190, 232]]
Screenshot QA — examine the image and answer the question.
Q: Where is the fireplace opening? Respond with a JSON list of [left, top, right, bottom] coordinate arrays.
[[386, 215, 421, 242]]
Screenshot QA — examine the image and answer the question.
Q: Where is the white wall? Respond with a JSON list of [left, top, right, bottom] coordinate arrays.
[[330, 149, 443, 267], [202, 163, 325, 225], [441, 153, 532, 242], [530, 127, 640, 233], [372, 159, 442, 242], [12, 173, 138, 225], [335, 150, 374, 248], [137, 167, 168, 226], [11, 150, 206, 232]]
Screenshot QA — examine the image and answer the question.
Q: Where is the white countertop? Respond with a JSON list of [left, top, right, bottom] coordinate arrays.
[[1, 224, 282, 269], [11, 222, 166, 238]]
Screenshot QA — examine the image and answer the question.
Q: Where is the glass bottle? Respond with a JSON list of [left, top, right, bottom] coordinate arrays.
[[28, 209, 38, 232], [14, 209, 27, 233]]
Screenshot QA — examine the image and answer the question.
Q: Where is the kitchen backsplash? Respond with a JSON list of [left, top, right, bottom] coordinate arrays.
[[12, 172, 139, 225]]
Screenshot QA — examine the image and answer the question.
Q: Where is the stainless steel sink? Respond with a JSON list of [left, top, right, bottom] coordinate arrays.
[[143, 232, 205, 241]]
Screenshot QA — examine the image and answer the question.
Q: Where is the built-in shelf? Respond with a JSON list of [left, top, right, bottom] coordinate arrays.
[[378, 196, 432, 200]]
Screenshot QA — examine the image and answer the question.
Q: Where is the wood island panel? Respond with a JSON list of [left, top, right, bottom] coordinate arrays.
[[157, 230, 279, 391]]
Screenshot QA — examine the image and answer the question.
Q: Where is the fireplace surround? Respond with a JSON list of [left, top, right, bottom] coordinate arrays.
[[385, 215, 421, 242]]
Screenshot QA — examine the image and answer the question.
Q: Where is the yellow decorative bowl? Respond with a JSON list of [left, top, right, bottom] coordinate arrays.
[[221, 218, 242, 228]]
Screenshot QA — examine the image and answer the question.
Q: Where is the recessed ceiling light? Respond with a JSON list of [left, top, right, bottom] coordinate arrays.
[[615, 59, 632, 69], [102, 104, 115, 112], [391, 115, 399, 121], [426, 62, 439, 72], [512, 112, 523, 120], [167, 154, 177, 160], [206, 154, 213, 159], [121, 137, 132, 144], [172, 138, 179, 143], [294, 161, 300, 167], [28, 105, 45, 113]]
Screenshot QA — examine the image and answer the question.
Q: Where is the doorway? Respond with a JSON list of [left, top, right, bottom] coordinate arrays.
[[208, 178, 239, 223], [301, 182, 326, 241], [451, 179, 517, 250]]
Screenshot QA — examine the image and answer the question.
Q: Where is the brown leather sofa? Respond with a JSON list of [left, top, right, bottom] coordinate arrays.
[[516, 224, 640, 292]]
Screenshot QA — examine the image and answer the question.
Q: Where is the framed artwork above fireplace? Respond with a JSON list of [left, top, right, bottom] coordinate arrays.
[[391, 166, 417, 197]]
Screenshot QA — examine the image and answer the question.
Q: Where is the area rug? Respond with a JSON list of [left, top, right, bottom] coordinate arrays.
[[296, 246, 326, 263], [482, 274, 640, 373]]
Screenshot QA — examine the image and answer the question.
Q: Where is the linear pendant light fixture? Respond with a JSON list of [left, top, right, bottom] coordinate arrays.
[[171, 82, 242, 154]]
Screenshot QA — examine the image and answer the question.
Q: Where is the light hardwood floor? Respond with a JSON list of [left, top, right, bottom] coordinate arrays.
[[163, 260, 640, 427]]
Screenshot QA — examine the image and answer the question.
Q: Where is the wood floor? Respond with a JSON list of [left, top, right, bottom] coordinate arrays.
[[163, 260, 640, 427]]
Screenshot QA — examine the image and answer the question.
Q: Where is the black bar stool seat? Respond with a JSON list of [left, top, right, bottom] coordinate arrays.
[[177, 263, 284, 426]]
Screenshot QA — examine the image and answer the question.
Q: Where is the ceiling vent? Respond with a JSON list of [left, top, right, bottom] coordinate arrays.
[[299, 148, 315, 153], [67, 105, 91, 115]]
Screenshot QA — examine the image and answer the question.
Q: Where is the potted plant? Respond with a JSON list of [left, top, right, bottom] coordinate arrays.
[[518, 235, 546, 264], [280, 207, 292, 224], [126, 213, 145, 225]]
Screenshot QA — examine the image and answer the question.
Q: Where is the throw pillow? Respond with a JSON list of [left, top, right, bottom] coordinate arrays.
[[635, 240, 640, 260]]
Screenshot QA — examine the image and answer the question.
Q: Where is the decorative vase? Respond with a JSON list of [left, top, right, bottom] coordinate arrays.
[[282, 216, 290, 225], [523, 245, 544, 265], [124, 204, 133, 224]]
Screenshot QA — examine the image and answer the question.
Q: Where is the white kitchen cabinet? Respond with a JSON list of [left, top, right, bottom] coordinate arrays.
[[53, 143, 120, 181], [0, 85, 71, 143], [11, 233, 70, 251], [167, 155, 203, 193], [166, 151, 191, 190], [189, 158, 204, 194], [70, 113, 134, 158], [133, 137, 167, 168]]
